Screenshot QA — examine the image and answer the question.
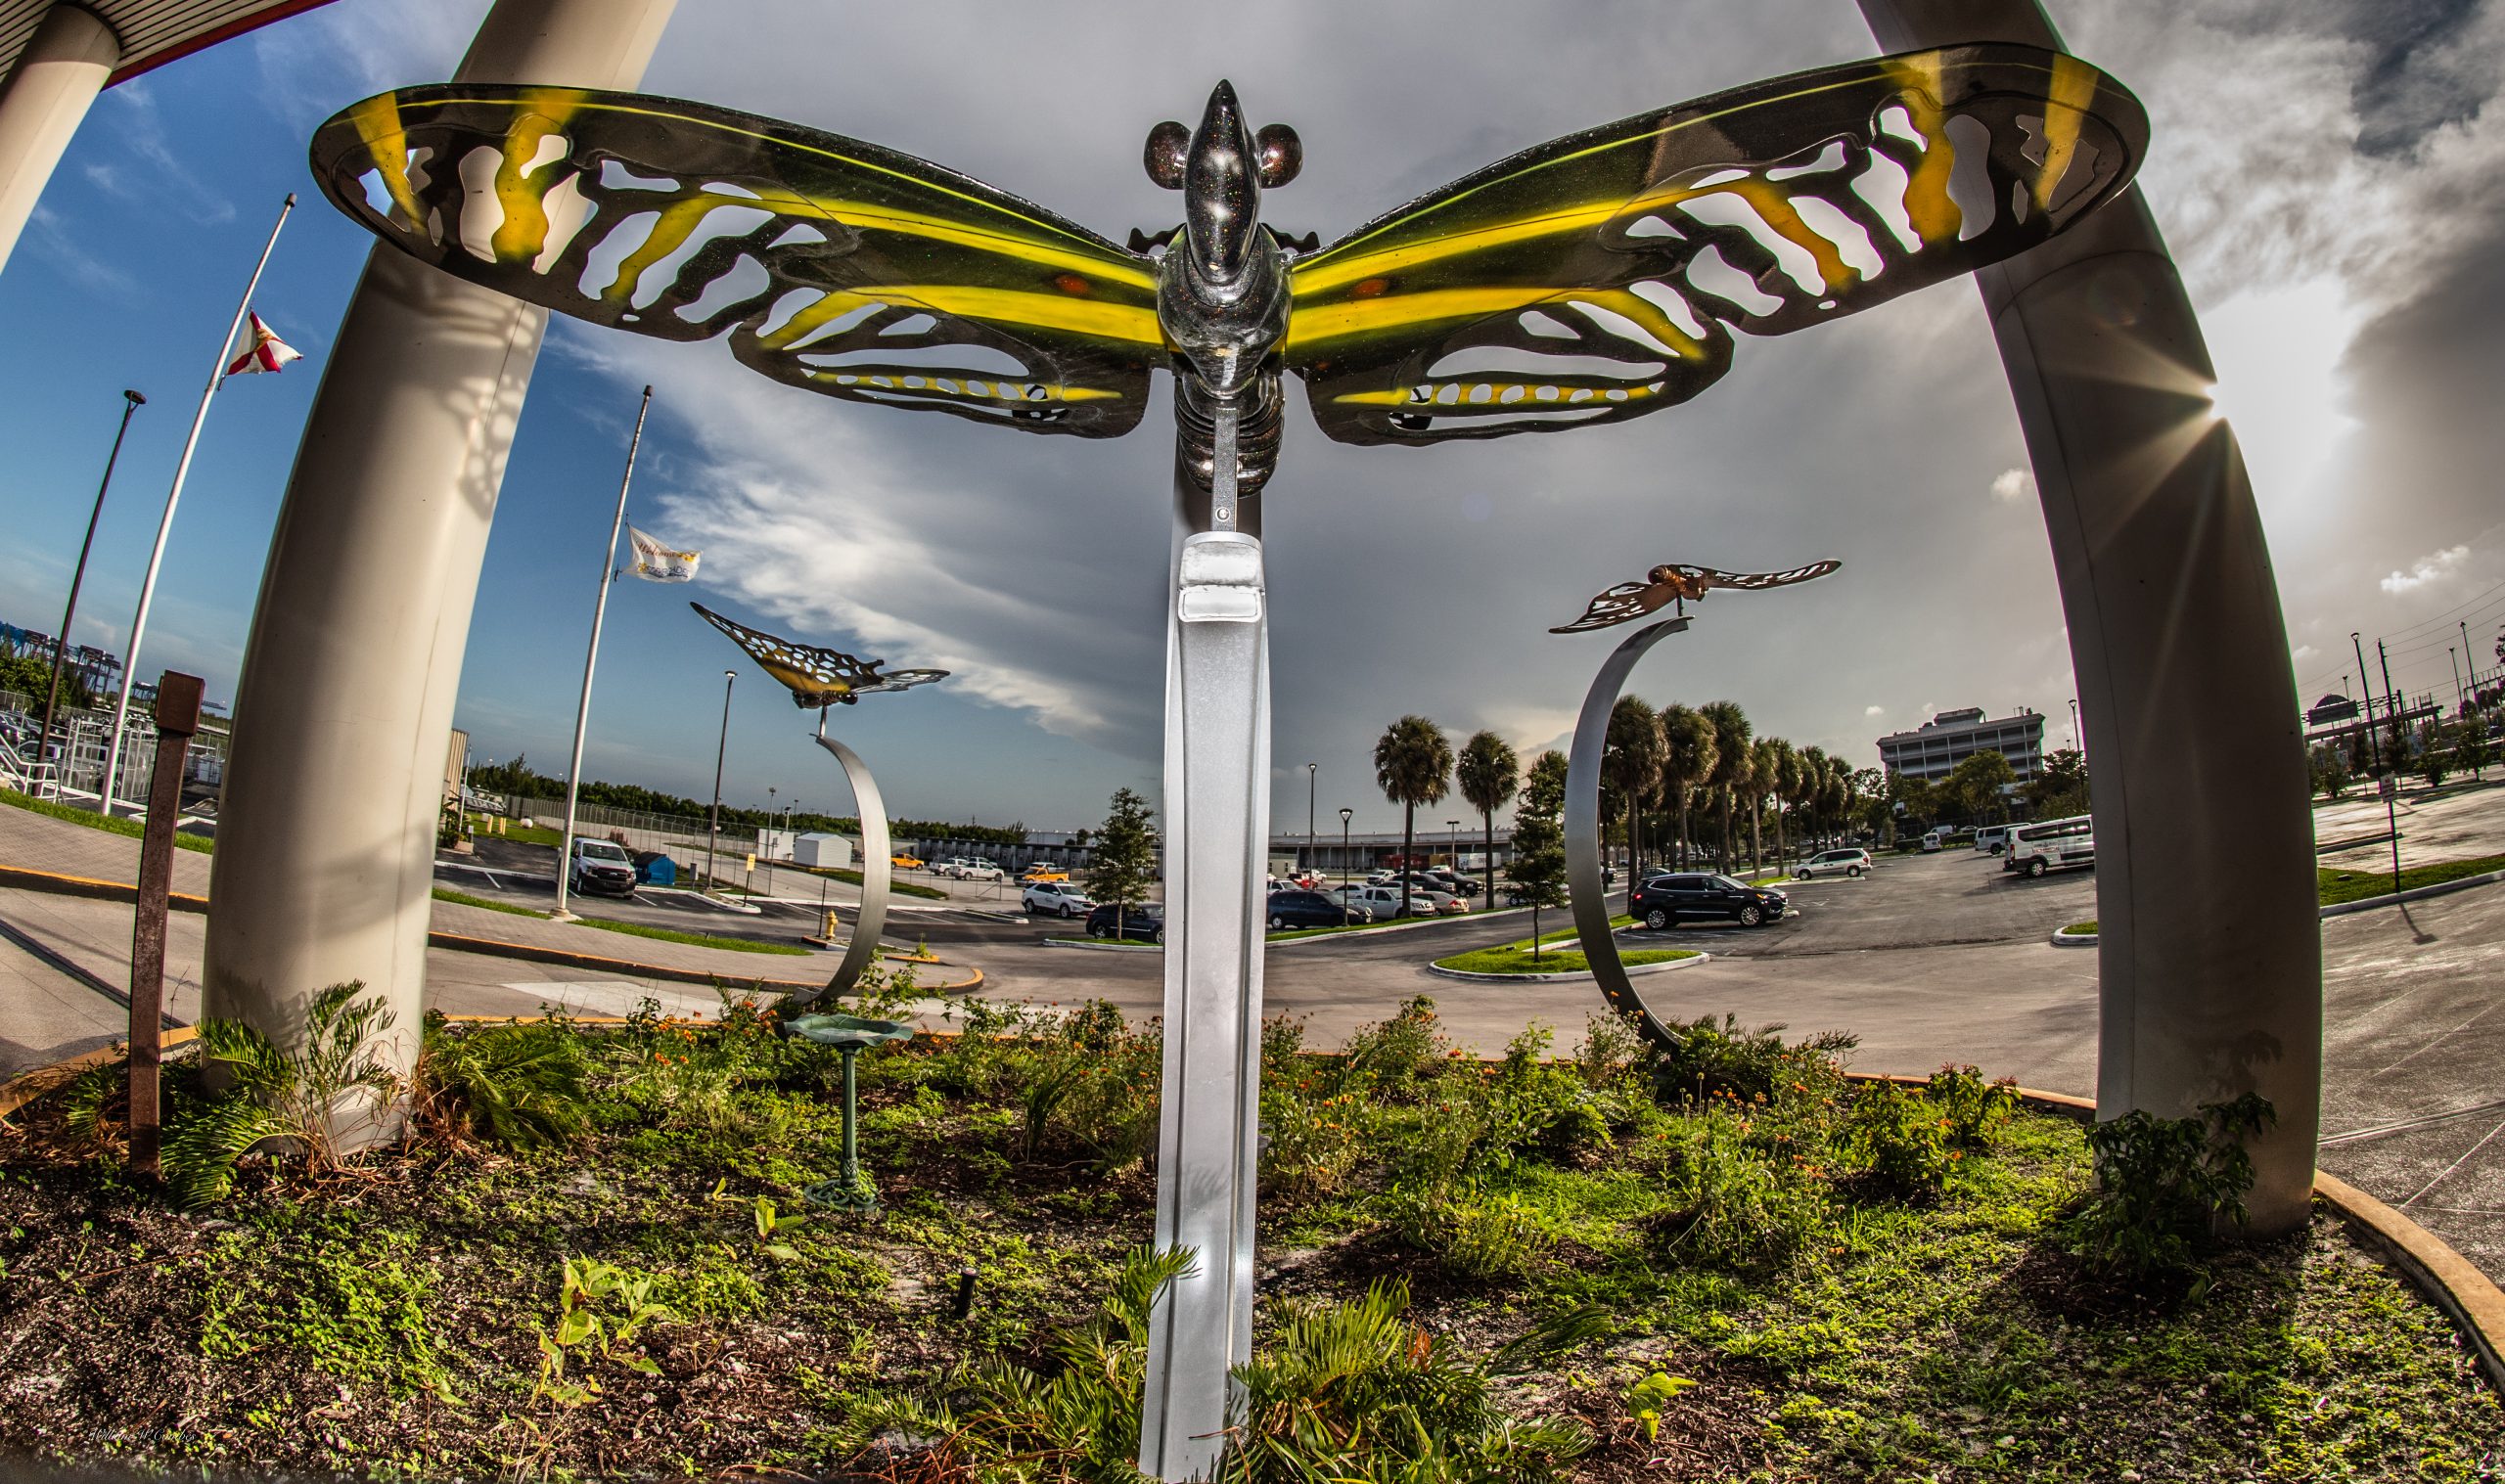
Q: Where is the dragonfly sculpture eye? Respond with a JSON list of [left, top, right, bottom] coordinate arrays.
[[308, 44, 2146, 492], [691, 603, 946, 707], [1551, 559, 1843, 633]]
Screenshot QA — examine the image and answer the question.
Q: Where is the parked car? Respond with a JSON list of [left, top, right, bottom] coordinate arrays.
[[1022, 864, 1070, 883], [1344, 883, 1439, 920], [1023, 880, 1095, 918], [568, 836, 640, 898], [2007, 815, 2094, 877], [1627, 872, 1789, 929], [1384, 872, 1472, 907], [1794, 848, 1872, 879], [1266, 888, 1369, 929], [1919, 832, 1944, 853], [891, 852, 925, 870], [959, 860, 1005, 881], [1421, 869, 1480, 898], [1085, 900, 1163, 942], [1975, 826, 2009, 855]]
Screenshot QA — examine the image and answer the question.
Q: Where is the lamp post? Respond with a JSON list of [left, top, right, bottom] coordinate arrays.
[[40, 387, 145, 794], [765, 785, 778, 895], [1305, 761, 1316, 874], [1446, 819, 1459, 873], [703, 668, 735, 897], [1338, 807, 1352, 889]]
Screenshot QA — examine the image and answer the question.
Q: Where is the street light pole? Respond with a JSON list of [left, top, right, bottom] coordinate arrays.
[[2449, 647, 2463, 711], [1305, 761, 1316, 874], [552, 384, 654, 922], [1339, 807, 1352, 890], [1446, 818, 1459, 873], [40, 387, 145, 793], [703, 668, 735, 898]]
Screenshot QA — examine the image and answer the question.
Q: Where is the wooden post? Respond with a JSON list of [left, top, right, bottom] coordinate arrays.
[[129, 670, 203, 1178]]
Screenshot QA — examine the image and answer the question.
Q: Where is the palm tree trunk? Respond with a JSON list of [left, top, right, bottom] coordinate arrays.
[[1481, 808, 1495, 917], [1400, 804, 1415, 919], [1675, 796, 1691, 868], [1750, 798, 1762, 876]]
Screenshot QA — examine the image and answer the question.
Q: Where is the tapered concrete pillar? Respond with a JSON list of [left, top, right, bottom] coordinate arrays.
[[205, 0, 678, 1079], [0, 5, 119, 273], [1857, 0, 2321, 1232]]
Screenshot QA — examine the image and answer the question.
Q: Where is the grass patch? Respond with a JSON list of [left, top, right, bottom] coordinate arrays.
[[788, 862, 948, 901], [430, 886, 547, 919], [572, 916, 810, 956], [0, 997, 2490, 1480], [0, 787, 212, 852], [2063, 920, 2098, 935], [2318, 854, 2505, 906], [1434, 943, 1698, 974]]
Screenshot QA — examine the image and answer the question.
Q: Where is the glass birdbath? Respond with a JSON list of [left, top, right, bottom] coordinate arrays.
[[786, 1012, 915, 1211]]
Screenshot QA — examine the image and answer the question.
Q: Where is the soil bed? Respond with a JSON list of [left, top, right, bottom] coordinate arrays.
[[0, 995, 2493, 1482]]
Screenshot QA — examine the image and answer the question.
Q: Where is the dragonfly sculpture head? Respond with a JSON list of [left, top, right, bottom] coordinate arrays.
[[309, 48, 2146, 505]]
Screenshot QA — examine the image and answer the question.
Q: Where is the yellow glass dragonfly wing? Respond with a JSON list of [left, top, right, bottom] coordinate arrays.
[[310, 85, 1161, 436], [1285, 44, 2145, 445]]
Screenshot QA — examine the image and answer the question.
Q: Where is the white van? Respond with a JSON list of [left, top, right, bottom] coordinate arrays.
[[2008, 815, 2093, 877], [1975, 825, 2008, 855]]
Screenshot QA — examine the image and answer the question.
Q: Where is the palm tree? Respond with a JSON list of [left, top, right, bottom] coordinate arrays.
[[1698, 700, 1753, 872], [1455, 730, 1520, 912], [1603, 697, 1663, 879], [1373, 715, 1453, 920], [1797, 744, 1834, 846], [1765, 737, 1800, 867], [1750, 737, 1783, 875], [1657, 702, 1717, 869]]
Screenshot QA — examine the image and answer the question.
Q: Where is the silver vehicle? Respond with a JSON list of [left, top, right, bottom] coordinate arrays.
[[2008, 815, 2094, 877], [1022, 880, 1096, 919], [568, 836, 639, 898], [1794, 847, 1872, 879]]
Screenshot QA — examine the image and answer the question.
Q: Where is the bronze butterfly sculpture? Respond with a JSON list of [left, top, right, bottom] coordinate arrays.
[[308, 47, 2145, 502], [1552, 559, 1844, 632]]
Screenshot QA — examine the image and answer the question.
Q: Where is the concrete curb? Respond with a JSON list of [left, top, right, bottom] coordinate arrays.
[[0, 862, 980, 995], [2051, 926, 2097, 948], [1425, 951, 1708, 985], [2319, 868, 2505, 918], [1848, 1074, 2505, 1396], [1041, 937, 1160, 953]]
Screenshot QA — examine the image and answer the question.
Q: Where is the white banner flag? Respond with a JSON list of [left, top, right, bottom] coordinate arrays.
[[625, 525, 701, 582]]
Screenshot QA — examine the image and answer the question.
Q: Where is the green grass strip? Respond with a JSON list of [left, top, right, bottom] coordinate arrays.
[[1434, 943, 1697, 974], [430, 886, 547, 919], [2317, 854, 2505, 907], [0, 787, 212, 852], [571, 916, 809, 956], [2064, 920, 2098, 935]]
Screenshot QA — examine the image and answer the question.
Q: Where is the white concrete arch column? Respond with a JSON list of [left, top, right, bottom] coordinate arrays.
[[0, 4, 119, 272], [204, 0, 677, 1090], [1857, 0, 2322, 1233]]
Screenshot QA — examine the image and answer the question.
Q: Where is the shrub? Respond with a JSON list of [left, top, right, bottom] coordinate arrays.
[[1571, 1010, 1645, 1091], [1342, 994, 1451, 1101], [163, 982, 400, 1207], [1844, 1082, 1954, 1199], [1386, 1186, 1555, 1280], [413, 1013, 591, 1150], [1649, 1013, 1854, 1106], [1657, 1108, 1825, 1272], [1924, 1063, 2021, 1148], [1260, 1080, 1366, 1200], [2060, 1093, 2277, 1283]]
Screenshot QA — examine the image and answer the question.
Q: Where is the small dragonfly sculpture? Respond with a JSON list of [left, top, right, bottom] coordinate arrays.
[[1551, 559, 1843, 631]]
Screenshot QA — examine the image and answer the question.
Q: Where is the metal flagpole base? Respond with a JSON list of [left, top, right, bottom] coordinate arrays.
[[1139, 527, 1269, 1481], [791, 733, 891, 1011], [1564, 616, 1689, 1047]]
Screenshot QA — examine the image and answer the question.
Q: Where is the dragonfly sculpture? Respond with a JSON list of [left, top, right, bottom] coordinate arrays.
[[310, 44, 2145, 1480], [690, 602, 946, 710], [1552, 559, 1845, 631]]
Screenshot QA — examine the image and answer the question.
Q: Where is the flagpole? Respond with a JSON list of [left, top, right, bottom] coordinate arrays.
[[552, 385, 654, 922], [99, 194, 296, 814]]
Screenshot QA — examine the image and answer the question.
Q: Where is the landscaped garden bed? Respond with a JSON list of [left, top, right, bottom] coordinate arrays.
[[0, 989, 2493, 1481]]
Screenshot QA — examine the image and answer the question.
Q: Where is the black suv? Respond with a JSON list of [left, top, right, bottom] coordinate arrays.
[[1085, 901, 1163, 943], [1265, 889, 1362, 928], [1628, 872, 1789, 929]]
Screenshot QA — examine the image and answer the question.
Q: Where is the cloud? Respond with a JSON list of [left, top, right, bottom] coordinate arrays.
[[1988, 468, 2034, 505], [2381, 544, 2472, 595], [1864, 705, 1887, 717]]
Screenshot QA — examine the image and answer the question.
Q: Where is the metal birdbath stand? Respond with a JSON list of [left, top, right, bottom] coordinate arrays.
[[787, 1011, 914, 1210]]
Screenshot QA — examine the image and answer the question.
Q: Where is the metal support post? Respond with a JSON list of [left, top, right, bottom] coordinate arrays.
[[795, 728, 890, 1010], [1565, 618, 1687, 1045], [0, 3, 118, 272], [1141, 417, 1271, 1481], [553, 385, 654, 921], [40, 387, 144, 787], [129, 669, 204, 1180]]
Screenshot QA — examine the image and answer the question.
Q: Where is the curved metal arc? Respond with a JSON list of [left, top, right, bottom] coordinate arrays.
[[1563, 615, 1688, 1047], [795, 732, 889, 1011]]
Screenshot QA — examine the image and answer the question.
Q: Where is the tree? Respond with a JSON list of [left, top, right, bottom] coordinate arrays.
[[1081, 787, 1160, 936], [1602, 697, 1662, 877], [1762, 737, 1800, 866], [1657, 703, 1717, 868], [0, 648, 90, 712], [2312, 744, 2350, 800], [2025, 747, 2089, 817], [1455, 730, 1520, 914], [1698, 700, 1753, 871], [2457, 717, 2491, 781], [1941, 748, 2017, 824], [1374, 716, 1453, 920], [1506, 750, 1570, 959], [1749, 737, 1783, 874]]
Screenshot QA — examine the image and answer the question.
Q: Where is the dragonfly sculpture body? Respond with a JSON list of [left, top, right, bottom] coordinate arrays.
[[310, 48, 2145, 1480], [690, 602, 945, 709]]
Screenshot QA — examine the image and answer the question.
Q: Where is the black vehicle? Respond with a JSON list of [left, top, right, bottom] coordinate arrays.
[[1627, 872, 1789, 929], [1085, 901, 1163, 943], [1265, 888, 1363, 928]]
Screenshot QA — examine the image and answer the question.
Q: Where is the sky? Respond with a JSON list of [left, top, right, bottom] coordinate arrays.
[[2, 0, 2501, 837]]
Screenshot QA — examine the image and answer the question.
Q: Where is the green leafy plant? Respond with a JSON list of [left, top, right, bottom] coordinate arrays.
[[1624, 1370, 1698, 1444], [1657, 1107, 1826, 1272], [1650, 1013, 1855, 1105], [162, 982, 399, 1207], [1845, 1081, 1955, 1199], [532, 1257, 672, 1407], [1341, 995, 1452, 1102], [1385, 1186, 1555, 1280], [412, 1013, 591, 1150], [2060, 1092, 2278, 1284], [1924, 1063, 2020, 1148], [752, 1194, 804, 1262]]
